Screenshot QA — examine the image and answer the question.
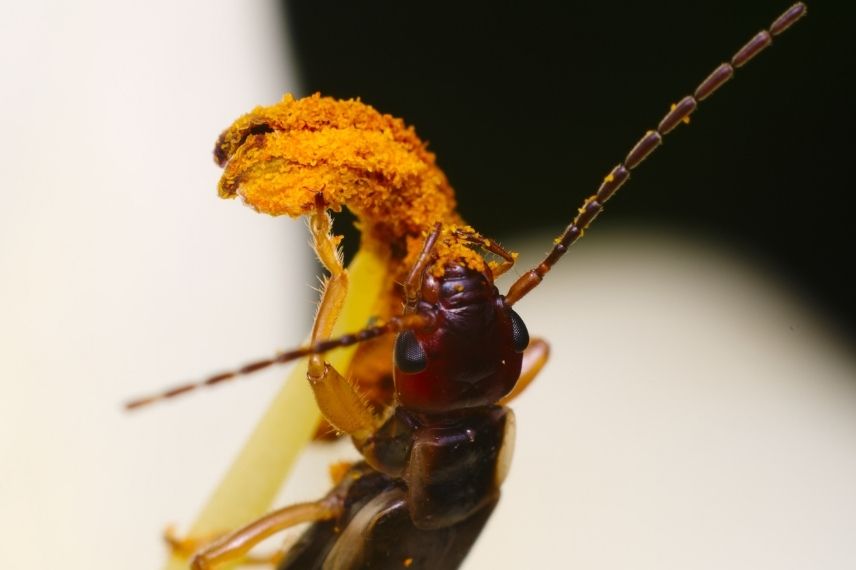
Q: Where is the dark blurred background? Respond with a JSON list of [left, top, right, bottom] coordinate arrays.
[[283, 1, 854, 339]]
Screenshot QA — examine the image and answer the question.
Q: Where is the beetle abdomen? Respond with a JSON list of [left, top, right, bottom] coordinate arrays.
[[277, 462, 498, 570]]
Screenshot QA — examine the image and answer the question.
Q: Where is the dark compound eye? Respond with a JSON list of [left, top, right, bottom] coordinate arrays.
[[394, 330, 427, 373], [509, 309, 529, 353]]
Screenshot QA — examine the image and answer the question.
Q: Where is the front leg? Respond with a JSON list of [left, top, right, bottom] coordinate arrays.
[[306, 199, 383, 445], [308, 199, 349, 345]]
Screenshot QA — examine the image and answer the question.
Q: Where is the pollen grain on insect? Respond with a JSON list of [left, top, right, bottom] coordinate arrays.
[[669, 102, 691, 124]]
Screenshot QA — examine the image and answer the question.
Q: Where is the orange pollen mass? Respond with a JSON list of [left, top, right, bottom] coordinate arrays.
[[213, 93, 460, 253]]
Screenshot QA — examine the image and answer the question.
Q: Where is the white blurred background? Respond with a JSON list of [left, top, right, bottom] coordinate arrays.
[[1, 2, 309, 568], [2, 2, 855, 569]]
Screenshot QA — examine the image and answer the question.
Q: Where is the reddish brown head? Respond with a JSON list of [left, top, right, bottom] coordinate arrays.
[[393, 264, 529, 413]]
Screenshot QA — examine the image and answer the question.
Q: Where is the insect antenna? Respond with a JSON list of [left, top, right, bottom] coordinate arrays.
[[404, 223, 442, 310], [504, 2, 807, 306], [124, 311, 435, 410]]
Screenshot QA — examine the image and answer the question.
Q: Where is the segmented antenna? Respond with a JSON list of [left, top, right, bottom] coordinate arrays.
[[125, 312, 435, 410], [127, 4, 807, 409], [404, 223, 443, 310], [504, 2, 807, 305]]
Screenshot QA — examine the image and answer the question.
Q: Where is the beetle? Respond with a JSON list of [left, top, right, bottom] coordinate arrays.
[[127, 3, 808, 568]]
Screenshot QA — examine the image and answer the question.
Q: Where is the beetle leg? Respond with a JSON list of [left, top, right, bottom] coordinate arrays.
[[201, 530, 300, 567], [189, 498, 340, 570], [164, 526, 218, 559], [452, 227, 517, 277], [308, 201, 349, 345], [307, 200, 382, 443], [329, 460, 356, 484], [165, 524, 294, 567], [307, 357, 381, 445], [499, 338, 550, 405], [235, 534, 298, 566]]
